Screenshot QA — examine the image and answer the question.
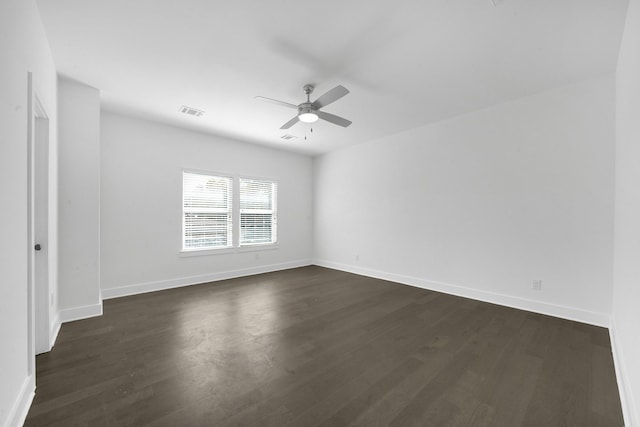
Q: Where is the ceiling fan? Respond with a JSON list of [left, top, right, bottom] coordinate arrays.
[[256, 84, 352, 129]]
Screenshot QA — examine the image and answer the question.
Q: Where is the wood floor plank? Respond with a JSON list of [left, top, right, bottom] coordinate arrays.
[[388, 350, 479, 426], [25, 266, 624, 426]]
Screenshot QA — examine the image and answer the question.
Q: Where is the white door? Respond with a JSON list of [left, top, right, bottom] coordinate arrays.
[[27, 72, 51, 359], [34, 114, 50, 354]]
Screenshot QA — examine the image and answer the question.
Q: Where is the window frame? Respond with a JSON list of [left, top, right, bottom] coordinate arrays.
[[181, 170, 234, 253], [239, 177, 278, 247], [179, 170, 279, 255]]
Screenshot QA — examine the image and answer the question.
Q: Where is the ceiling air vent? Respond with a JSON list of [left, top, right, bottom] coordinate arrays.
[[280, 134, 297, 140], [179, 105, 205, 117]]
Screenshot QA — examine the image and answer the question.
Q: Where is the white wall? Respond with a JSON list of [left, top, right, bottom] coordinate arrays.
[[613, 0, 640, 424], [100, 112, 313, 297], [58, 78, 102, 320], [0, 0, 58, 425], [314, 74, 616, 326]]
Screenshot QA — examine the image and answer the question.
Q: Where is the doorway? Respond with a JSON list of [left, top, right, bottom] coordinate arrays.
[[27, 72, 51, 366]]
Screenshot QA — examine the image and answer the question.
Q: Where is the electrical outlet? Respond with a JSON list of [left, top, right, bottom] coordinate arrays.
[[531, 279, 542, 291], [355, 254, 360, 261]]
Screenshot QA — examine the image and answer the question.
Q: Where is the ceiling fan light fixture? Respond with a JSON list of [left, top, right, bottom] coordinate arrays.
[[299, 111, 319, 123]]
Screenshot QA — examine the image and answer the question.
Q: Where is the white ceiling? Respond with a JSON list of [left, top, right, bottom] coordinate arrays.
[[36, 0, 628, 156]]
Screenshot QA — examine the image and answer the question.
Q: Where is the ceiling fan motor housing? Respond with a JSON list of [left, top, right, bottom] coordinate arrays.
[[298, 103, 315, 115]]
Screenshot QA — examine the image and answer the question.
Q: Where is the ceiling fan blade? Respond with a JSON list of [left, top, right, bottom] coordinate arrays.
[[280, 116, 300, 129], [317, 111, 352, 127], [255, 96, 298, 109], [312, 85, 349, 109]]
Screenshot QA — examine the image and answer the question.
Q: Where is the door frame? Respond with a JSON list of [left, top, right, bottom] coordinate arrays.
[[27, 72, 52, 371]]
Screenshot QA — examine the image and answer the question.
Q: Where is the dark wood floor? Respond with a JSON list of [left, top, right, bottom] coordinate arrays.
[[25, 266, 623, 426]]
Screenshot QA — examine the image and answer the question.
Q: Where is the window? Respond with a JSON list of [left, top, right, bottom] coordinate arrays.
[[182, 172, 232, 250], [240, 178, 277, 246], [181, 173, 277, 252]]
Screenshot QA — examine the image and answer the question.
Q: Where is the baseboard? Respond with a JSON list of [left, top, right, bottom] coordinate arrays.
[[49, 312, 61, 349], [101, 259, 313, 300], [58, 302, 103, 324], [4, 374, 34, 427], [610, 316, 638, 427], [313, 259, 610, 327]]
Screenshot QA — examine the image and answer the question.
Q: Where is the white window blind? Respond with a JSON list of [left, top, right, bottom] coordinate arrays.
[[239, 178, 277, 246], [182, 172, 233, 250]]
